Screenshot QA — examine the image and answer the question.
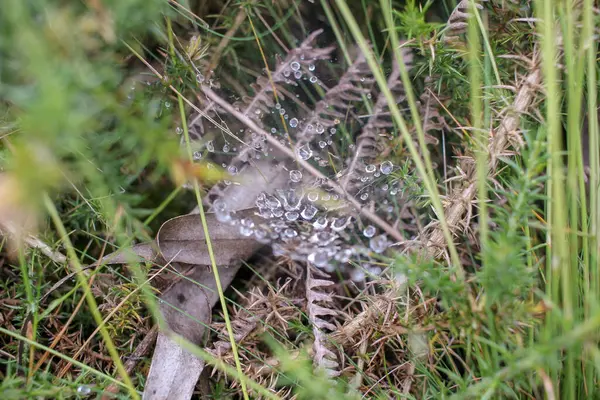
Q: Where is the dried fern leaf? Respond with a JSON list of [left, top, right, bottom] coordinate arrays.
[[306, 264, 340, 376], [296, 51, 373, 142], [443, 0, 485, 44], [341, 49, 413, 193]]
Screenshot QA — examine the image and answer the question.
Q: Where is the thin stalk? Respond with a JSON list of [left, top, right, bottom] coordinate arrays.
[[535, 0, 566, 392], [338, 0, 463, 276], [176, 89, 250, 400], [43, 194, 139, 400]]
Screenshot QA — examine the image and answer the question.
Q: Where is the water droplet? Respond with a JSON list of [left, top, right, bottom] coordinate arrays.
[[164, 101, 171, 109], [294, 71, 302, 79], [279, 108, 286, 115], [254, 228, 269, 242], [284, 228, 298, 238], [365, 164, 376, 173], [222, 144, 230, 152], [369, 235, 390, 253], [366, 93, 372, 99], [279, 188, 302, 210], [313, 217, 328, 230], [301, 204, 318, 220], [308, 64, 315, 71], [206, 141, 214, 152], [264, 194, 281, 209], [77, 385, 92, 396], [380, 160, 394, 175], [308, 250, 329, 268], [285, 211, 299, 221], [196, 73, 205, 83], [275, 103, 281, 109], [331, 216, 351, 231], [309, 76, 317, 83], [213, 199, 231, 223], [271, 127, 277, 133], [360, 192, 369, 201], [193, 151, 202, 160], [297, 144, 313, 160], [227, 165, 238, 175], [351, 269, 365, 282], [239, 218, 255, 237], [307, 192, 319, 202], [289, 118, 299, 128], [319, 141, 327, 149], [330, 128, 337, 134], [289, 170, 303, 182], [315, 123, 324, 134], [176, 126, 183, 135], [290, 61, 301, 71], [363, 225, 376, 238], [283, 69, 291, 77], [335, 248, 352, 263]]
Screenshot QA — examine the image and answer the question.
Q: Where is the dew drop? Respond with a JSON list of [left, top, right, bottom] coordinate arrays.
[[380, 160, 394, 175], [285, 211, 299, 221], [351, 269, 366, 282], [222, 144, 230, 152], [227, 165, 238, 175], [193, 151, 202, 160], [308, 250, 329, 268], [369, 235, 390, 253], [297, 144, 313, 160], [284, 228, 298, 238], [77, 385, 92, 396], [331, 216, 351, 231], [289, 118, 299, 128], [307, 191, 319, 202], [290, 61, 300, 71], [206, 141, 214, 152], [294, 71, 302, 79], [308, 64, 316, 71], [319, 141, 327, 149], [360, 192, 369, 201], [313, 217, 328, 230], [363, 225, 376, 238], [301, 204, 318, 220], [365, 164, 376, 173], [213, 199, 231, 223], [309, 76, 317, 83], [289, 170, 303, 182], [176, 126, 183, 135]]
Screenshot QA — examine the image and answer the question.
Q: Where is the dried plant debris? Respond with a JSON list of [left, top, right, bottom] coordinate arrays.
[[443, 0, 485, 44]]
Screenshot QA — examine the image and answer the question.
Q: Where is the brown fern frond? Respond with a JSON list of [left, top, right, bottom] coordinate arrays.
[[295, 51, 374, 142], [341, 49, 413, 193], [306, 264, 340, 376], [443, 0, 485, 44], [237, 29, 335, 126]]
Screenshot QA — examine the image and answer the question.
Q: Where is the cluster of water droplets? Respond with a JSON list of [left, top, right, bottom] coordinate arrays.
[[176, 55, 413, 282]]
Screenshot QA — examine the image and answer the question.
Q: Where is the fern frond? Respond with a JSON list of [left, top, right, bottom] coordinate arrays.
[[443, 0, 485, 44], [306, 264, 340, 377]]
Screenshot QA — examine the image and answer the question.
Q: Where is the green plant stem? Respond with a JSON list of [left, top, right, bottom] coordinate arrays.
[[168, 23, 250, 394], [42, 194, 139, 400]]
